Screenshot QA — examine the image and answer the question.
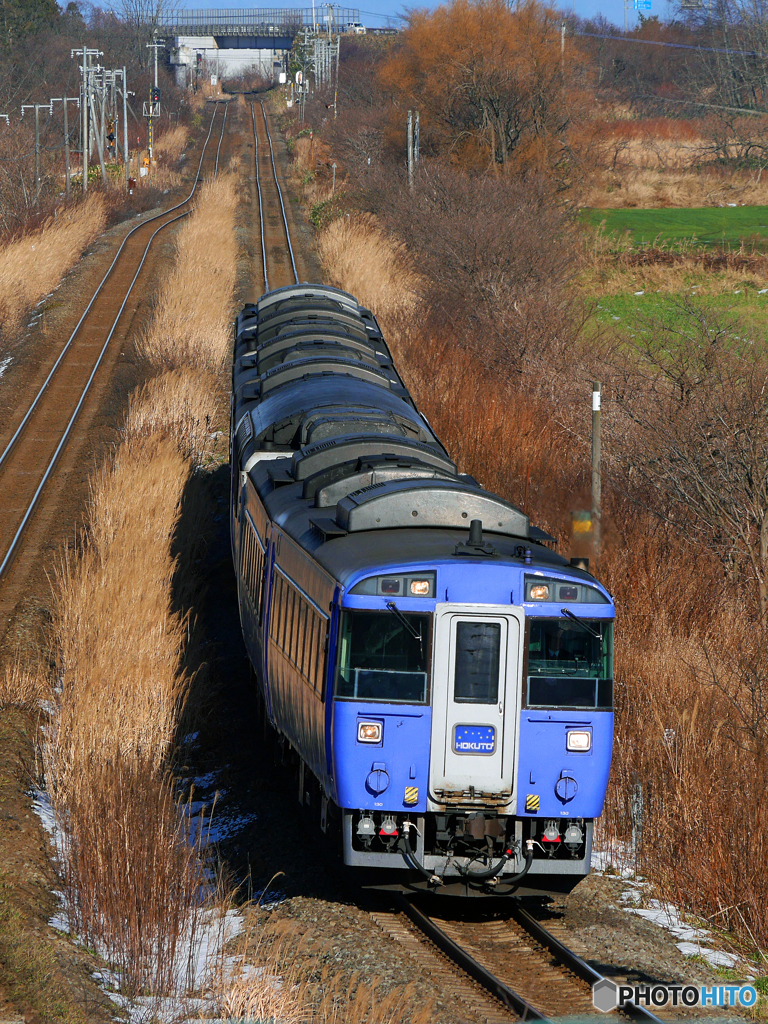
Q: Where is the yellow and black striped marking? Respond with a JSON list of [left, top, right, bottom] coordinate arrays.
[[525, 793, 540, 813], [404, 786, 419, 805]]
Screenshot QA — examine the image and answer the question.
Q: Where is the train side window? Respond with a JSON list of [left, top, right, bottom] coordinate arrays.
[[454, 621, 501, 704], [308, 615, 320, 688], [296, 600, 308, 673], [271, 574, 283, 643]]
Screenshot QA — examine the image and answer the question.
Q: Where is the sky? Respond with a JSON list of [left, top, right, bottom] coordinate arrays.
[[173, 0, 671, 33], [176, 0, 677, 34]]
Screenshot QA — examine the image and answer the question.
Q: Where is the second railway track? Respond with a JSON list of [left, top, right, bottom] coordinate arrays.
[[251, 99, 299, 292], [0, 101, 229, 626]]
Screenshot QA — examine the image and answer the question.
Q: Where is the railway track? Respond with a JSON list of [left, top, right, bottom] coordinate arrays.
[[371, 896, 665, 1024], [0, 101, 229, 624], [250, 99, 300, 292]]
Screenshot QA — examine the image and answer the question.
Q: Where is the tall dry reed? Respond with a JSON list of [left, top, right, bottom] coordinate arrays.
[[137, 174, 238, 374], [316, 213, 420, 329], [44, 435, 210, 1002], [123, 367, 220, 464], [154, 125, 189, 164], [0, 195, 105, 335]]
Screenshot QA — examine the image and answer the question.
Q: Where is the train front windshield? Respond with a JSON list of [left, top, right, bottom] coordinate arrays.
[[335, 610, 431, 704], [526, 618, 614, 709]]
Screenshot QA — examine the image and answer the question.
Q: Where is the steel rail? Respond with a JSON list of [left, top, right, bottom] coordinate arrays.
[[214, 100, 228, 175], [509, 904, 665, 1023], [0, 103, 229, 581], [393, 895, 548, 1021], [0, 102, 222, 476], [260, 100, 299, 284], [250, 102, 269, 290]]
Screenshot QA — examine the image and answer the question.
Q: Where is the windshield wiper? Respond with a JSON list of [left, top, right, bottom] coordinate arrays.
[[386, 602, 422, 639], [561, 608, 603, 641], [386, 601, 424, 659]]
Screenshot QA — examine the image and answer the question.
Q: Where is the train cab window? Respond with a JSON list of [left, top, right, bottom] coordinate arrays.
[[454, 622, 501, 704], [335, 610, 431, 704], [526, 619, 613, 709]]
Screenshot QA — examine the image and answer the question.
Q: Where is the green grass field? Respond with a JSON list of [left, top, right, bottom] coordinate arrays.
[[580, 206, 768, 248]]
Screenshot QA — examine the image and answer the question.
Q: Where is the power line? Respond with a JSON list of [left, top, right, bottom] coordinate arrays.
[[577, 29, 768, 58]]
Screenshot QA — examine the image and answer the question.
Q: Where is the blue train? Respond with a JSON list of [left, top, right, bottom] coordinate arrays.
[[230, 284, 615, 897]]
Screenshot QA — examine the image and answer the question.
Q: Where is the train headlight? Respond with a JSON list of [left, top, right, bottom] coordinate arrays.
[[410, 579, 431, 596], [529, 584, 550, 601], [566, 730, 591, 752], [358, 721, 382, 743]]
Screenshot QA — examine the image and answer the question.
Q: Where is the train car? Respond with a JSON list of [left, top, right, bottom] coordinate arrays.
[[230, 283, 615, 897]]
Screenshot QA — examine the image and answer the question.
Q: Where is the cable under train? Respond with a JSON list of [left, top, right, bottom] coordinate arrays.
[[230, 284, 614, 897]]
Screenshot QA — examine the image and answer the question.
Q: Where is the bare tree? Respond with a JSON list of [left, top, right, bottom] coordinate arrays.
[[114, 0, 179, 69], [612, 298, 768, 618]]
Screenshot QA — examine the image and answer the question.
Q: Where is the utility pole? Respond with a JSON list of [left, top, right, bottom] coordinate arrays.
[[407, 109, 414, 188], [51, 96, 80, 198], [34, 104, 40, 200], [591, 382, 602, 560], [561, 20, 566, 73], [72, 46, 103, 193], [122, 66, 129, 188], [21, 102, 51, 204]]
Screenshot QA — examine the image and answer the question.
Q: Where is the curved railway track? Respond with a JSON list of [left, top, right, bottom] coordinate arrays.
[[370, 896, 665, 1024], [0, 102, 229, 615]]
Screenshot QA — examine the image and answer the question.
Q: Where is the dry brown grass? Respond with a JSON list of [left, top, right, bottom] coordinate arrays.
[[154, 125, 189, 164], [578, 231, 768, 295], [42, 432, 214, 1001], [138, 174, 239, 373], [210, 920, 435, 1024], [0, 195, 105, 335], [47, 436, 192, 794], [585, 166, 768, 209], [0, 659, 48, 710], [316, 212, 421, 327], [123, 367, 220, 464]]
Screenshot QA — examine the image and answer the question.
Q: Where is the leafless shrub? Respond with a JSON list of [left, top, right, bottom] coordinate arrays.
[[608, 297, 768, 618], [374, 164, 582, 376]]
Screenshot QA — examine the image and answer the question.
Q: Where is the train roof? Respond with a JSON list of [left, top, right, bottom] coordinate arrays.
[[232, 283, 574, 579]]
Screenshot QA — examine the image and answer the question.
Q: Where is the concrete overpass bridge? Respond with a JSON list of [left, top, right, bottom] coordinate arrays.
[[161, 8, 361, 84]]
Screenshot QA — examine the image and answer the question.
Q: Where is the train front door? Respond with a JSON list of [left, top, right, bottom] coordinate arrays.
[[429, 604, 523, 800]]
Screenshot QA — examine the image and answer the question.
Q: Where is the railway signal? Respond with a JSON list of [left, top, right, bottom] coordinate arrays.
[[144, 33, 165, 160]]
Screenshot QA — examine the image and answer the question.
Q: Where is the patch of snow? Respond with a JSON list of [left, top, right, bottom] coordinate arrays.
[[634, 290, 645, 295], [734, 289, 742, 294], [0, 354, 12, 379], [612, 315, 621, 321], [676, 942, 740, 969], [190, 770, 221, 790], [758, 288, 768, 294], [619, 889, 744, 972], [32, 788, 57, 836], [49, 911, 70, 933]]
